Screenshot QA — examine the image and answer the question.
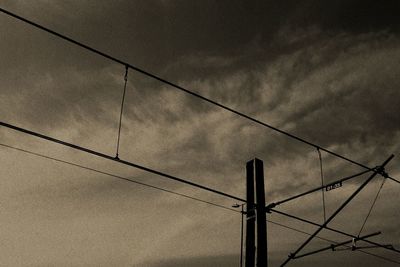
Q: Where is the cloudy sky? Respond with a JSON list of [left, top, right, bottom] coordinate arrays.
[[0, 1, 399, 266]]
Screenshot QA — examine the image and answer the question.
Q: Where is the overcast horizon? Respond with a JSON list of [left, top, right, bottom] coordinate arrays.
[[0, 1, 400, 266]]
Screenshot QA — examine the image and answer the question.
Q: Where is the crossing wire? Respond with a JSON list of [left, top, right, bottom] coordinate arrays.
[[0, 6, 398, 185], [271, 208, 400, 255], [358, 176, 387, 237], [270, 169, 371, 207], [0, 7, 399, 264], [1, 142, 399, 266], [269, 220, 400, 265], [280, 155, 394, 267]]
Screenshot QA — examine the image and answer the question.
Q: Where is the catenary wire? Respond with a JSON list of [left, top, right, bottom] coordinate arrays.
[[276, 220, 400, 265], [0, 121, 245, 202], [0, 7, 398, 185], [269, 169, 371, 207], [271, 208, 400, 254], [280, 155, 394, 267], [0, 142, 354, 238], [281, 157, 392, 265], [0, 7, 399, 264], [271, 221, 400, 265], [268, 220, 400, 265], [0, 142, 240, 213], [1, 142, 399, 265]]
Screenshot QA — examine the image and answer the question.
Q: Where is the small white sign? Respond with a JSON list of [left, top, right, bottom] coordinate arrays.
[[326, 181, 343, 191]]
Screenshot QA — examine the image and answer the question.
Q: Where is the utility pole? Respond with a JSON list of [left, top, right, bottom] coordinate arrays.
[[255, 159, 268, 266], [245, 158, 268, 267]]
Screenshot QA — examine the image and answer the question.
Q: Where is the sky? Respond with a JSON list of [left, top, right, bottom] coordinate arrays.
[[0, 1, 399, 266]]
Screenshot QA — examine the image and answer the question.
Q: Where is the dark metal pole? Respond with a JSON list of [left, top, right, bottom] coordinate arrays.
[[240, 204, 244, 267], [280, 155, 394, 267], [245, 160, 256, 267], [255, 159, 268, 267]]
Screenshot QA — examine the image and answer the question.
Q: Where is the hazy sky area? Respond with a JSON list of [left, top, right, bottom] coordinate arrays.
[[0, 1, 399, 266]]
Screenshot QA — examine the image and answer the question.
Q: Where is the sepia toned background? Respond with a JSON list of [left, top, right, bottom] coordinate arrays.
[[0, 1, 399, 266]]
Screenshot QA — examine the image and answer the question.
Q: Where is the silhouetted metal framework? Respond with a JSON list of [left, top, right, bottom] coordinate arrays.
[[279, 155, 394, 266], [1, 7, 400, 267], [254, 159, 268, 267], [245, 159, 268, 267], [7, 142, 399, 265], [271, 208, 400, 255], [293, 232, 381, 259], [266, 219, 400, 265], [0, 7, 398, 186], [1, 141, 399, 265]]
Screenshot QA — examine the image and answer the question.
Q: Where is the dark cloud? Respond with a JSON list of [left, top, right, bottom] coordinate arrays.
[[287, 0, 400, 34], [1, 1, 400, 266]]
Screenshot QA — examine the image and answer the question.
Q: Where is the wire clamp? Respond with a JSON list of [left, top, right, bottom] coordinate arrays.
[[374, 166, 389, 178], [265, 203, 276, 213]]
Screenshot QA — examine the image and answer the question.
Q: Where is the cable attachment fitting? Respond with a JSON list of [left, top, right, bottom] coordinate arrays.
[[374, 165, 389, 178], [265, 203, 276, 213], [351, 238, 357, 251]]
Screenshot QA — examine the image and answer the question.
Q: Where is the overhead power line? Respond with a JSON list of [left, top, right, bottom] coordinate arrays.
[[268, 169, 371, 207], [0, 7, 398, 185], [1, 143, 399, 266], [0, 142, 346, 241], [280, 155, 394, 267], [271, 209, 400, 255], [1, 7, 399, 265], [269, 220, 400, 265], [0, 121, 245, 203], [269, 221, 400, 265], [0, 142, 239, 213], [293, 231, 382, 259]]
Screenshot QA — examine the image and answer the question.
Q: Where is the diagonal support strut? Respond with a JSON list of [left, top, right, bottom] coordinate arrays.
[[293, 231, 381, 259], [280, 155, 394, 267], [271, 209, 400, 255]]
